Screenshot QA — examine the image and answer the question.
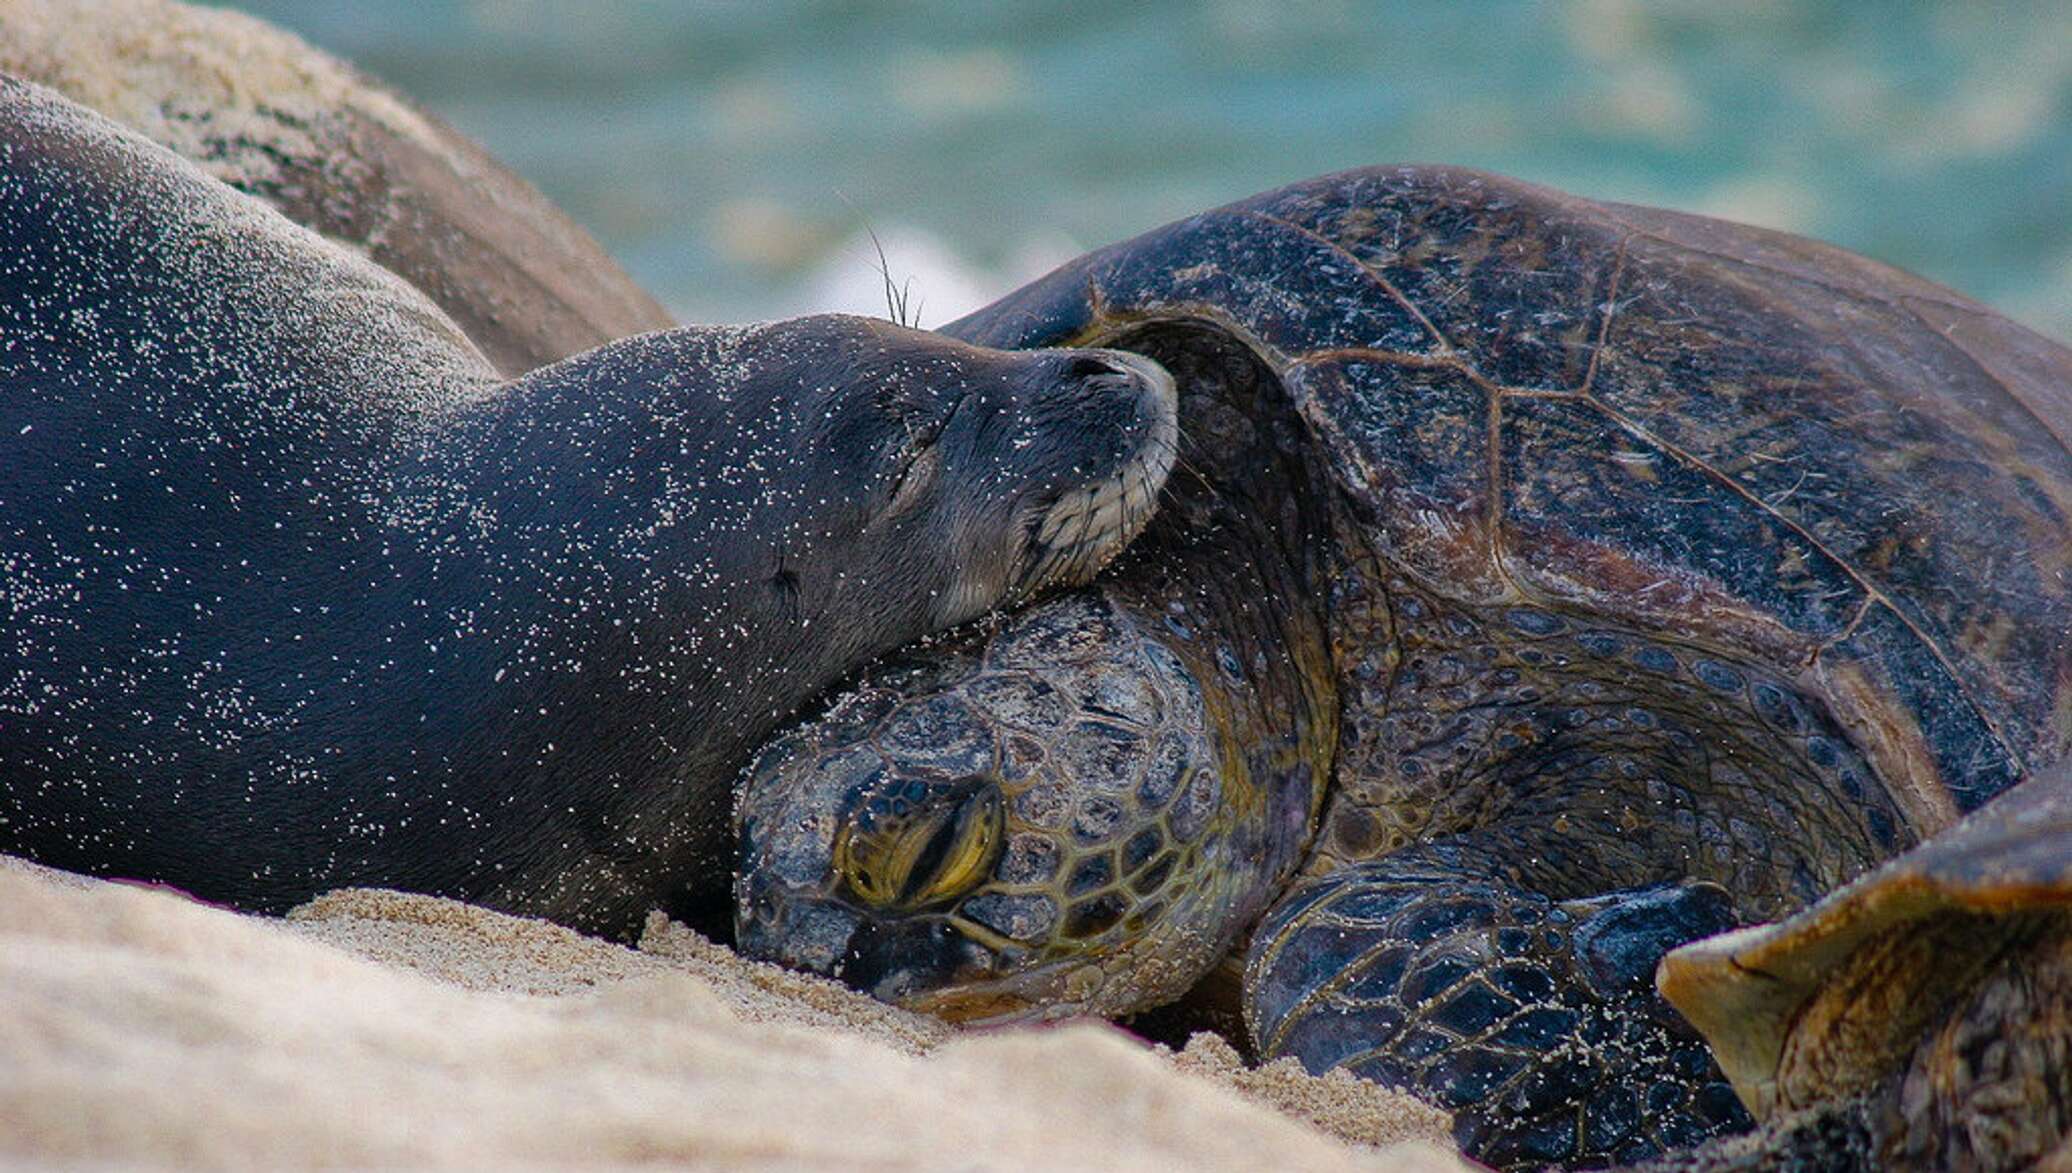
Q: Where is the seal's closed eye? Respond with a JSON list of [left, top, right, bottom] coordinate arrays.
[[880, 443, 942, 522], [876, 396, 962, 522]]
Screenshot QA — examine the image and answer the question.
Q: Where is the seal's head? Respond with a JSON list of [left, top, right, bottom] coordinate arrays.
[[707, 316, 1178, 638]]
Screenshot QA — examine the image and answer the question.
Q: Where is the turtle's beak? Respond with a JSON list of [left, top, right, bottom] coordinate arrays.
[[735, 886, 1004, 1008]]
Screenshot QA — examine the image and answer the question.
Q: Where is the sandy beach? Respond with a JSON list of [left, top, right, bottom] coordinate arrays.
[[0, 855, 1464, 1170]]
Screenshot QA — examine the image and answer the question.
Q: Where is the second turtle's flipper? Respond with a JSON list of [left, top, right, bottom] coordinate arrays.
[[1244, 846, 1751, 1168]]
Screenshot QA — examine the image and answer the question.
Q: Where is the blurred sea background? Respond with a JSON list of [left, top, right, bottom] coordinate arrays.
[[242, 0, 2070, 341]]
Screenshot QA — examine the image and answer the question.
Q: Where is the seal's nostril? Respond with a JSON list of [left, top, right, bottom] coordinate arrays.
[[1054, 351, 1178, 419], [1063, 354, 1125, 381]]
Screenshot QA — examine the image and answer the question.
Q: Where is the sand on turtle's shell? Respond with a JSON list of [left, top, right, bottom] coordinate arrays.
[[0, 856, 1460, 1170]]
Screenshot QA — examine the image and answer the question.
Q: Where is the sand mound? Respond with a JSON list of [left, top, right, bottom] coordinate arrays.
[[0, 857, 1459, 1170]]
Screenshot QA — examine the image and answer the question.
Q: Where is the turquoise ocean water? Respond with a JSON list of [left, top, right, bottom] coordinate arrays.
[[243, 1, 2070, 341]]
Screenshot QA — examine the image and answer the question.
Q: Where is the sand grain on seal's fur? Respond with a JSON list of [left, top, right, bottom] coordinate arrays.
[[0, 856, 1462, 1170]]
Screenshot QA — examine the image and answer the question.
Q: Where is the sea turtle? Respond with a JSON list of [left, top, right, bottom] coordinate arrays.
[[1654, 758, 2072, 1170], [734, 164, 2072, 1166]]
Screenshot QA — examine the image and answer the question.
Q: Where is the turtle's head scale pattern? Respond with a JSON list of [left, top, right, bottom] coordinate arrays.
[[733, 592, 1265, 1021]]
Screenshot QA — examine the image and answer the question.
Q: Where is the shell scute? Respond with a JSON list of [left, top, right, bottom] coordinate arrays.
[[1097, 211, 1435, 355], [1593, 231, 2072, 771], [956, 209, 1435, 357], [1497, 394, 1867, 649], [1239, 166, 1625, 390], [1816, 603, 2021, 817], [1287, 356, 1497, 596]]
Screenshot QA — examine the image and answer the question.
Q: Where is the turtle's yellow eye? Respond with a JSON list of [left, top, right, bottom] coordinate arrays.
[[834, 781, 1004, 910]]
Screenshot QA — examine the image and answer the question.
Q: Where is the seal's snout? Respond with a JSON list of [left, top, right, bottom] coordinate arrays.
[[1088, 349, 1181, 466], [1012, 347, 1179, 600], [1049, 349, 1179, 450], [1086, 349, 1178, 402]]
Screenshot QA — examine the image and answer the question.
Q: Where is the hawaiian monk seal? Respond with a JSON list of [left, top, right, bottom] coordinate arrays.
[[0, 77, 1177, 936]]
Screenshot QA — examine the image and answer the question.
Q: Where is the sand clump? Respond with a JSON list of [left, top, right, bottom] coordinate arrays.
[[0, 856, 1461, 1170], [1172, 1032, 1455, 1152]]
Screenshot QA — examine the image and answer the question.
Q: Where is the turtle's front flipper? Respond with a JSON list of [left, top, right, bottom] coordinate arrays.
[[1245, 841, 1751, 1168]]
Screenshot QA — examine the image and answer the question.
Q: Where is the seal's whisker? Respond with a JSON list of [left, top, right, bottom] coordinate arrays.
[[863, 222, 914, 328], [1168, 449, 1222, 507]]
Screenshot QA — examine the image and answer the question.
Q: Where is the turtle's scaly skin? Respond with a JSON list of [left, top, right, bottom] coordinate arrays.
[[736, 166, 2072, 1167]]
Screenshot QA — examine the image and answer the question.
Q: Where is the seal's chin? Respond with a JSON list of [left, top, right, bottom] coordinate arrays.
[[1011, 352, 1180, 602]]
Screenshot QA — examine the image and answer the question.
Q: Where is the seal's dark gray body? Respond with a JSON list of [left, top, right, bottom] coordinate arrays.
[[0, 78, 1176, 935], [736, 165, 2072, 1167]]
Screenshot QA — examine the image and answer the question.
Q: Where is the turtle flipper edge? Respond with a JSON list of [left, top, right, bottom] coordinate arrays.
[[1243, 843, 1751, 1167]]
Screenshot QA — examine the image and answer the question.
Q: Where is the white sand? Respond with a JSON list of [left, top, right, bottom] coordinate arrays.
[[0, 856, 1460, 1170]]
